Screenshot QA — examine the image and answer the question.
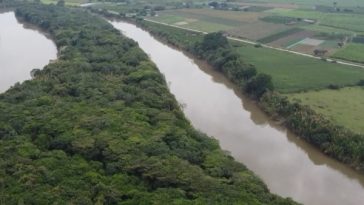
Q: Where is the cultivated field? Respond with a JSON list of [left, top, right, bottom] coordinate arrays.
[[233, 42, 364, 93], [150, 8, 353, 55], [258, 28, 305, 44], [287, 87, 364, 133], [150, 9, 291, 40], [286, 37, 340, 54]]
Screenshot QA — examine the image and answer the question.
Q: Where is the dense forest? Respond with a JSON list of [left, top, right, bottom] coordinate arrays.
[[0, 3, 298, 204], [136, 20, 364, 171]]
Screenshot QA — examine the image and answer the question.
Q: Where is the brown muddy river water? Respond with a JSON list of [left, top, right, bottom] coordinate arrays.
[[0, 11, 57, 93], [112, 21, 364, 205]]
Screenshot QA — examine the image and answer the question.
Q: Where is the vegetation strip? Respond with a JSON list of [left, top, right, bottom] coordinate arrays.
[[0, 3, 298, 204]]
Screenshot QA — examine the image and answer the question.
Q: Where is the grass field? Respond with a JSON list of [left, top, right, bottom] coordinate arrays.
[[332, 43, 364, 63], [233, 42, 364, 93], [287, 87, 364, 133]]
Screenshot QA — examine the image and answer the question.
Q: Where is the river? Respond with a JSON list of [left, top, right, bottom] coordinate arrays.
[[0, 11, 57, 93], [110, 21, 364, 205]]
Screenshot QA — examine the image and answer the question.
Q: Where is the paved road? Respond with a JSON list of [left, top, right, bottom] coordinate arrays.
[[144, 18, 364, 69]]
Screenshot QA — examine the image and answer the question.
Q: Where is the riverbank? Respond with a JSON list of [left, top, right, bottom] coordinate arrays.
[[102, 13, 364, 172]]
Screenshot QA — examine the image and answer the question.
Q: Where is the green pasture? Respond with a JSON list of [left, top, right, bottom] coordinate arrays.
[[287, 87, 364, 133], [233, 42, 364, 93]]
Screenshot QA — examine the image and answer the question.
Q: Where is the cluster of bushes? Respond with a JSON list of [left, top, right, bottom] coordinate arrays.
[[0, 3, 298, 204]]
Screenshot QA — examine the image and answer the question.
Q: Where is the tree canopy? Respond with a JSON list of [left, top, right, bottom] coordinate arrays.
[[0, 3, 297, 205]]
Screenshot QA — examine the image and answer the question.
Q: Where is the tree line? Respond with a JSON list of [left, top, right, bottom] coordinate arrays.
[[190, 32, 274, 99]]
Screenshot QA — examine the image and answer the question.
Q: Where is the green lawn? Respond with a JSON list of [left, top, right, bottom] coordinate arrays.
[[234, 43, 364, 93], [287, 87, 364, 133], [333, 43, 364, 63]]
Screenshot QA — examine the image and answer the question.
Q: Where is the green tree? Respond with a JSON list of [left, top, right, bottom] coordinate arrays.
[[245, 73, 274, 98], [200, 32, 229, 51]]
